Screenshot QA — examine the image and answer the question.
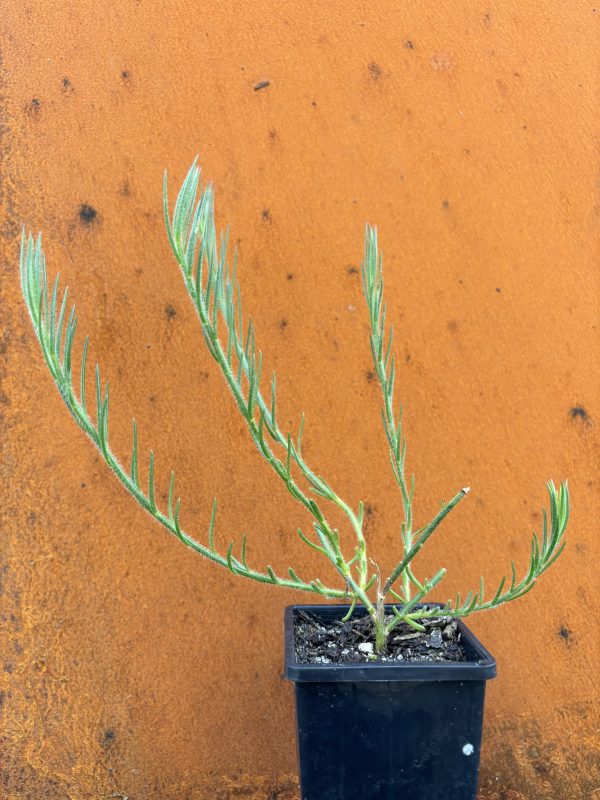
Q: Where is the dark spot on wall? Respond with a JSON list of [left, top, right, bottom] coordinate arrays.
[[569, 406, 590, 423], [101, 728, 116, 749], [121, 70, 130, 80], [365, 370, 374, 383], [532, 758, 552, 777], [286, 273, 294, 280], [79, 204, 98, 225], [26, 98, 41, 115], [311, 100, 317, 107], [165, 303, 177, 319], [268, 128, 277, 142], [463, 148, 471, 155], [441, 199, 450, 210], [558, 626, 572, 645], [483, 12, 492, 27], [262, 209, 271, 221], [404, 40, 414, 49], [368, 62, 382, 80], [61, 77, 72, 91], [80, 482, 86, 488], [363, 503, 376, 532], [254, 80, 270, 91], [119, 179, 131, 197], [447, 319, 459, 333], [279, 319, 288, 330], [3, 663, 13, 673], [346, 265, 358, 275], [27, 512, 37, 528], [495, 287, 502, 293], [0, 391, 10, 405], [149, 395, 157, 403]]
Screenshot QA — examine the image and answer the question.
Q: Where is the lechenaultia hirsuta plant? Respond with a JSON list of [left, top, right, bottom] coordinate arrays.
[[19, 159, 569, 654]]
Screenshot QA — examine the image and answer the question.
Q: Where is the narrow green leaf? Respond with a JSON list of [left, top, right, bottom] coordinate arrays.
[[173, 498, 183, 540], [148, 450, 156, 512], [226, 542, 237, 574], [270, 373, 277, 427], [341, 597, 357, 622], [95, 365, 102, 429], [131, 419, 139, 487], [405, 617, 426, 632], [168, 471, 175, 519], [54, 287, 69, 358], [80, 336, 89, 412], [285, 433, 292, 477], [491, 576, 506, 605], [266, 565, 277, 584], [297, 527, 326, 555], [208, 499, 217, 552]]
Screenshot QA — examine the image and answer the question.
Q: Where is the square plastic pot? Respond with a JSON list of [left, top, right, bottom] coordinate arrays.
[[285, 604, 496, 800]]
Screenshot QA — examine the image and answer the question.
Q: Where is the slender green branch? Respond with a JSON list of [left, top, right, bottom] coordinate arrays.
[[19, 231, 346, 601], [395, 480, 569, 628], [362, 225, 416, 596], [382, 488, 470, 596], [163, 164, 369, 588]]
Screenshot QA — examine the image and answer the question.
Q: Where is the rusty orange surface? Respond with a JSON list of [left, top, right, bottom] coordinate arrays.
[[1, 3, 599, 798]]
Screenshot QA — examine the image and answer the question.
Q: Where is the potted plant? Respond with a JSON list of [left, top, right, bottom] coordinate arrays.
[[19, 160, 569, 800]]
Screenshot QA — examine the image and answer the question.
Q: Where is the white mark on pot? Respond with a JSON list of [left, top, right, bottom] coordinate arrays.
[[462, 743, 474, 756]]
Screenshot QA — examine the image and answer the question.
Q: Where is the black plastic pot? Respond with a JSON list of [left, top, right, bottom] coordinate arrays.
[[285, 604, 496, 800]]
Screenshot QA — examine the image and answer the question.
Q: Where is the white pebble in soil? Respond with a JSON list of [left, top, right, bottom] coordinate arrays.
[[358, 642, 374, 655], [462, 743, 474, 756]]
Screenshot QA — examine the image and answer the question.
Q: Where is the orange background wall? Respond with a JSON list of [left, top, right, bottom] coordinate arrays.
[[1, 3, 598, 798]]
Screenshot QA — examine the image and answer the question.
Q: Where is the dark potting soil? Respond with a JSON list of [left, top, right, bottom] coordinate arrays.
[[294, 609, 469, 664]]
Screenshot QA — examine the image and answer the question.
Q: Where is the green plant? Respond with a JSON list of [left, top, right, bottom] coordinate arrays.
[[20, 160, 569, 654]]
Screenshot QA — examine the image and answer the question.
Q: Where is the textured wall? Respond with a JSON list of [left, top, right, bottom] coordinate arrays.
[[1, 3, 598, 798]]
